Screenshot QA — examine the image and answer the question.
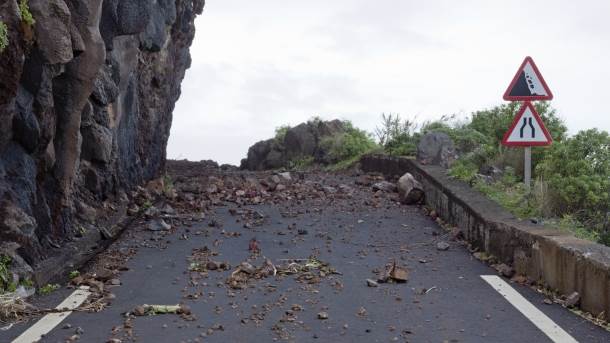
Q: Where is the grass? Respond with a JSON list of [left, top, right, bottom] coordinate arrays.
[[288, 156, 314, 170], [38, 284, 60, 296], [163, 174, 175, 197], [68, 271, 80, 280], [448, 163, 603, 244]]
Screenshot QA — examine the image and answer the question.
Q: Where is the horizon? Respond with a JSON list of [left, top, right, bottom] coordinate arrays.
[[168, 0, 610, 165]]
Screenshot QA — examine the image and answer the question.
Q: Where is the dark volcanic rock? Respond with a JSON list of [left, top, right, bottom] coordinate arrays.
[[241, 119, 346, 171], [0, 0, 205, 283], [416, 132, 457, 169]]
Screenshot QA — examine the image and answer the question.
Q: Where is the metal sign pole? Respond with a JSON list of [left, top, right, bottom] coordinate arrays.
[[524, 146, 532, 192]]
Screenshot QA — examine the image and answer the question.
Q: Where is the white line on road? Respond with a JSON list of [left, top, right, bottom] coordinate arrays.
[[481, 275, 578, 343], [12, 286, 91, 343]]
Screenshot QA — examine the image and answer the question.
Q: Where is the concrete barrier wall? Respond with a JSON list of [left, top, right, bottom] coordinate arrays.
[[360, 154, 610, 316]]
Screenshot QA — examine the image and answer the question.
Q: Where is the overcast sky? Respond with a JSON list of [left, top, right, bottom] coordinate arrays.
[[167, 0, 610, 165]]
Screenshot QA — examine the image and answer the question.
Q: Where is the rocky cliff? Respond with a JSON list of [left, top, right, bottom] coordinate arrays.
[[0, 0, 204, 286]]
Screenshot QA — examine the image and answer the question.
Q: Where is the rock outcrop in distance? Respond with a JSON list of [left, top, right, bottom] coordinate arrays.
[[0, 0, 204, 285], [241, 119, 347, 171]]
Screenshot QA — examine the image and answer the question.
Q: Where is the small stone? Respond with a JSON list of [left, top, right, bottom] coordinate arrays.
[[436, 242, 450, 251], [366, 279, 378, 287], [75, 327, 84, 335], [133, 306, 146, 316], [565, 292, 580, 307], [297, 229, 308, 235], [63, 323, 72, 329], [496, 263, 515, 278], [148, 219, 171, 231], [317, 311, 329, 320], [109, 278, 121, 286], [543, 298, 553, 305]]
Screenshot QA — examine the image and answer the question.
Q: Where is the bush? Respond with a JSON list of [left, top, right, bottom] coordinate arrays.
[[322, 121, 378, 165], [0, 21, 7, 53], [537, 129, 610, 229], [274, 125, 291, 143], [375, 113, 419, 156]]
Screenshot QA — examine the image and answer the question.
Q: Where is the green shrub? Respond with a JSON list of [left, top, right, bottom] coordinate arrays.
[[537, 129, 610, 229], [19, 0, 35, 27], [375, 113, 419, 156], [0, 21, 7, 53], [274, 125, 291, 143], [321, 121, 378, 164]]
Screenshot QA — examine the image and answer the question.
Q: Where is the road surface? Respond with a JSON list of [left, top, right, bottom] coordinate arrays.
[[2, 162, 609, 342]]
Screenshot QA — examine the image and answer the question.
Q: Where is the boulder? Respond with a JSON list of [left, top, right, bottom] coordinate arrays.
[[397, 173, 424, 204], [284, 123, 316, 161], [417, 132, 457, 168], [241, 119, 347, 170]]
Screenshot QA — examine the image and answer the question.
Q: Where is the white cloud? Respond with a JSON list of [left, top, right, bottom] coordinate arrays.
[[168, 0, 610, 165]]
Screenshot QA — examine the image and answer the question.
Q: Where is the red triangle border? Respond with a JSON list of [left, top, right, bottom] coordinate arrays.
[[502, 102, 553, 147], [503, 56, 553, 101]]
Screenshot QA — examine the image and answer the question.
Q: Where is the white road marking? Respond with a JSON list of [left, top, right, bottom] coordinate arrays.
[[12, 286, 91, 343], [481, 275, 578, 343]]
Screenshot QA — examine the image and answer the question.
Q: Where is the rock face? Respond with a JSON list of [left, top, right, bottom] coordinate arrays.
[[0, 0, 204, 281], [241, 119, 346, 170], [417, 132, 457, 168]]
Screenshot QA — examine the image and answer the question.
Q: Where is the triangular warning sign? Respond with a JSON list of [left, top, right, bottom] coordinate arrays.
[[503, 56, 553, 101], [502, 102, 553, 146]]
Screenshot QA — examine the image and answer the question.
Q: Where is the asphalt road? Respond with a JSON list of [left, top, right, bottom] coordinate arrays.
[[2, 170, 609, 343]]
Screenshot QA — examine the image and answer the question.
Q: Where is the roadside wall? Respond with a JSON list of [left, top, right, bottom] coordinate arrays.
[[361, 154, 610, 317]]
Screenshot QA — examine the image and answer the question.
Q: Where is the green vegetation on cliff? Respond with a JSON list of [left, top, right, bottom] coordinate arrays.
[[0, 21, 8, 53]]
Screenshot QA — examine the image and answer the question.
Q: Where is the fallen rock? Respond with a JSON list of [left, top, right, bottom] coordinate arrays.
[[436, 242, 450, 251], [495, 263, 515, 278], [366, 279, 379, 287], [397, 173, 424, 204], [277, 172, 292, 182], [148, 219, 171, 231], [372, 181, 396, 193], [565, 292, 580, 308], [317, 311, 329, 320]]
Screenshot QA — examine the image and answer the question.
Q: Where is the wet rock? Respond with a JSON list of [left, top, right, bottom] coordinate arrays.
[[397, 173, 424, 204]]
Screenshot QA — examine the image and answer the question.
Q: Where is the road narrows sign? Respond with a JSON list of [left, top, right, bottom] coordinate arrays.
[[503, 56, 553, 101], [502, 102, 552, 147]]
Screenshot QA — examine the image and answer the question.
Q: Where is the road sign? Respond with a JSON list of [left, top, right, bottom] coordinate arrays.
[[503, 56, 553, 101], [502, 101, 552, 147]]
